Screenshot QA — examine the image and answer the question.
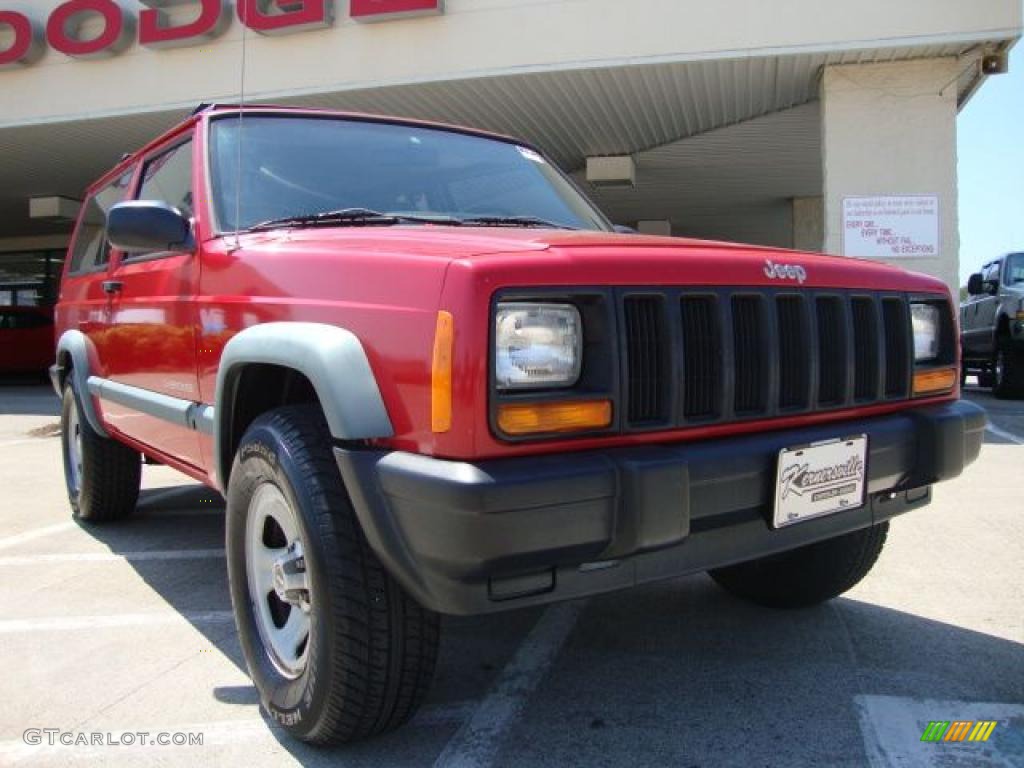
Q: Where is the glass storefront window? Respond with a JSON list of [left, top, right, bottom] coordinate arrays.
[[0, 249, 66, 306]]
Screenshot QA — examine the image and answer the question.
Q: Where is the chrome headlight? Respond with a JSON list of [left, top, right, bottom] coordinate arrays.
[[911, 303, 941, 363], [495, 303, 582, 390]]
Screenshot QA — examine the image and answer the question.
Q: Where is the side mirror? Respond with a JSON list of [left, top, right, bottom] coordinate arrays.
[[107, 201, 194, 255], [988, 279, 1000, 295], [967, 273, 984, 296]]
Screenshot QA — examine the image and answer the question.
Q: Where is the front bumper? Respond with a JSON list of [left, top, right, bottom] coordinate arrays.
[[336, 400, 986, 615]]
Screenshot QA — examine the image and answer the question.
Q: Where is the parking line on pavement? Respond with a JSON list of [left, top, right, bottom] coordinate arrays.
[[0, 522, 76, 552], [0, 549, 225, 566], [985, 424, 1024, 445], [433, 600, 587, 768], [0, 611, 235, 635], [855, 695, 1023, 768]]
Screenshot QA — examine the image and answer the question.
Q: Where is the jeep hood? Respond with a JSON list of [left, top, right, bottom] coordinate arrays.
[[238, 227, 950, 294]]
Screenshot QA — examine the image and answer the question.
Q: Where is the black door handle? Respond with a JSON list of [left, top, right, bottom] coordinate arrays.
[[102, 280, 123, 295]]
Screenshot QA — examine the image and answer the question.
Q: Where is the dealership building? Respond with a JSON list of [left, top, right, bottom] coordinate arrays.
[[0, 0, 1020, 306]]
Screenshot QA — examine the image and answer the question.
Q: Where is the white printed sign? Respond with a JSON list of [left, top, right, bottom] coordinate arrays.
[[842, 195, 939, 259]]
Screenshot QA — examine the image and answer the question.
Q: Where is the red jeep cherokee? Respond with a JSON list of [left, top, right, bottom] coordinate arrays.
[[52, 106, 985, 745]]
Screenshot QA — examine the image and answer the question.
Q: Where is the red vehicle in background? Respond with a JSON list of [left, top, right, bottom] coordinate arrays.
[[0, 305, 54, 374], [51, 106, 985, 746]]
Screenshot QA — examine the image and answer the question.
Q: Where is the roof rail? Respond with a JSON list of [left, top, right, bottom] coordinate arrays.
[[191, 103, 220, 115], [191, 102, 280, 115]]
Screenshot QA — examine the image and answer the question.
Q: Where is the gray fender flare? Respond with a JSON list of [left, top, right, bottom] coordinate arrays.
[[53, 330, 109, 437], [215, 322, 394, 488]]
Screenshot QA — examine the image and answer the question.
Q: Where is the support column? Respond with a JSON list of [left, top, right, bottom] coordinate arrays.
[[792, 197, 824, 252], [821, 59, 961, 292]]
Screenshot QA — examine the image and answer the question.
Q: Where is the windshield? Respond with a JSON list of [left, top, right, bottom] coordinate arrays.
[[1006, 253, 1024, 284], [208, 115, 610, 233]]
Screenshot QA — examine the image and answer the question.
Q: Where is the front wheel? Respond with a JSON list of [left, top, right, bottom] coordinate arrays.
[[226, 405, 439, 745], [993, 342, 1024, 399], [708, 522, 889, 609]]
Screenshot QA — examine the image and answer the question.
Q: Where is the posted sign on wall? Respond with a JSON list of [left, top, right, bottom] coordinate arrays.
[[842, 195, 939, 259]]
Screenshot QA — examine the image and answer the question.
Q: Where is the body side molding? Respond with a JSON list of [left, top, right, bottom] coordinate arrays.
[[215, 322, 394, 487], [52, 330, 108, 437], [87, 377, 212, 434]]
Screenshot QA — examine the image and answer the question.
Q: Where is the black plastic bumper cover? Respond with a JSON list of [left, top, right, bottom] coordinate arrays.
[[335, 400, 986, 615]]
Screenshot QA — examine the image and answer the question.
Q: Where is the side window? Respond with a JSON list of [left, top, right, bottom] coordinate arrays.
[[983, 260, 1002, 289], [138, 141, 194, 217], [67, 171, 134, 275], [1006, 255, 1024, 285]]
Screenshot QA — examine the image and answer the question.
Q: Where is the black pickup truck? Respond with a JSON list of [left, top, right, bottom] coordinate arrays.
[[961, 253, 1024, 398]]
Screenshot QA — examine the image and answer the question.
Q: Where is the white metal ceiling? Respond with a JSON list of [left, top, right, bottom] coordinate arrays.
[[577, 102, 823, 247], [0, 41, 981, 241]]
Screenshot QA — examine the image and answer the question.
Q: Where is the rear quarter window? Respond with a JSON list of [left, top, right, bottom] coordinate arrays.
[[67, 170, 134, 275]]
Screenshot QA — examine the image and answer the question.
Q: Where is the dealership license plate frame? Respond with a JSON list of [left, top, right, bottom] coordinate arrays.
[[772, 435, 868, 528]]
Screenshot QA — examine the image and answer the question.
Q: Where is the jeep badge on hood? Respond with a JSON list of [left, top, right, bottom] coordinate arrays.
[[764, 259, 808, 284]]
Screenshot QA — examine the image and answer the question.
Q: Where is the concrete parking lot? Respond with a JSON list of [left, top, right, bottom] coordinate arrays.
[[0, 380, 1020, 767]]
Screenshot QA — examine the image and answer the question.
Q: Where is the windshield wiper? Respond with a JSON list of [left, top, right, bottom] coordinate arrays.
[[246, 208, 459, 232], [460, 215, 578, 230], [245, 209, 577, 233]]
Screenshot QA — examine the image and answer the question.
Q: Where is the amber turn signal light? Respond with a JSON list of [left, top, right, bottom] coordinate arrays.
[[431, 311, 454, 433], [497, 400, 612, 436], [913, 367, 957, 397]]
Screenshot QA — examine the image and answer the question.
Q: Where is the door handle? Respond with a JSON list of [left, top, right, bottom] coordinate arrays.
[[102, 280, 124, 295]]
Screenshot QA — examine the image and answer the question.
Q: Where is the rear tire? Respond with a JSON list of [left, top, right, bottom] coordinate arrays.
[[61, 380, 141, 522], [708, 523, 889, 609], [226, 405, 439, 745]]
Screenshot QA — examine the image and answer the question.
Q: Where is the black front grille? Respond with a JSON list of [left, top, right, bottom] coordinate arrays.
[[621, 289, 919, 431], [882, 298, 911, 397], [680, 296, 721, 420], [776, 296, 810, 410], [732, 296, 766, 414], [851, 297, 880, 401], [816, 296, 847, 406], [623, 296, 669, 423]]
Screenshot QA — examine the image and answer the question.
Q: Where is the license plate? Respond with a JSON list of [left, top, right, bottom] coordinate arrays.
[[773, 435, 868, 528]]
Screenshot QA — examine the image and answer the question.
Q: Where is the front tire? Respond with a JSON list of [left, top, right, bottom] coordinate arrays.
[[708, 522, 889, 609], [993, 341, 1024, 399], [61, 380, 141, 522], [226, 405, 439, 745]]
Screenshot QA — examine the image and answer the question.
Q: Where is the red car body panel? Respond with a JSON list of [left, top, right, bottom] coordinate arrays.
[[0, 306, 55, 374], [187, 227, 956, 465], [55, 107, 959, 488]]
